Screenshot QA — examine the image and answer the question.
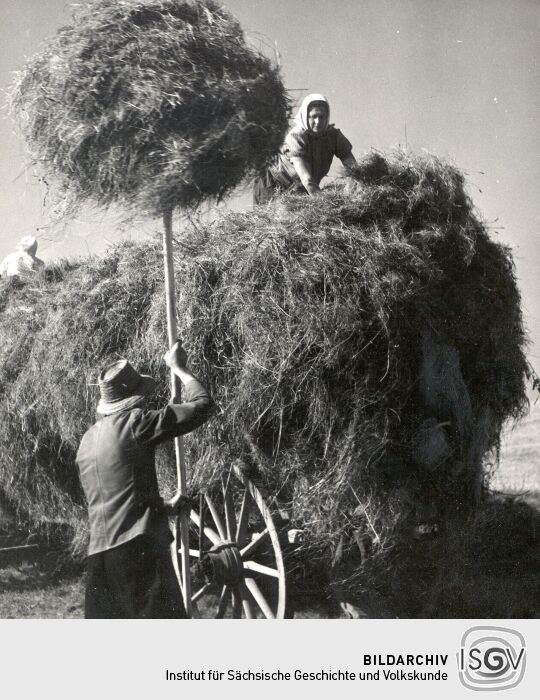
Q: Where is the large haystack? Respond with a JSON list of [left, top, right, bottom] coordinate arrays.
[[0, 151, 532, 615]]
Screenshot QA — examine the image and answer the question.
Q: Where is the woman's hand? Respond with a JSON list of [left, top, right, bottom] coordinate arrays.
[[290, 156, 320, 195], [341, 153, 357, 170]]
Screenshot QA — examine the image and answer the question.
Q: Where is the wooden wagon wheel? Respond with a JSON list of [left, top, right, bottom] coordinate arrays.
[[178, 464, 287, 619]]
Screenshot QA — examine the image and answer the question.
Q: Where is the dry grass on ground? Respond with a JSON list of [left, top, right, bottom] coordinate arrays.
[[0, 565, 84, 619]]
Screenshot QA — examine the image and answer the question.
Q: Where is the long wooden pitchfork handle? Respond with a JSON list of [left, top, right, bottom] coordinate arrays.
[[163, 209, 192, 617]]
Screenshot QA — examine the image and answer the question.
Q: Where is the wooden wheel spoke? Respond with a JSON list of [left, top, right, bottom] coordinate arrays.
[[216, 586, 231, 619], [192, 582, 212, 603], [222, 481, 236, 541], [190, 511, 221, 546], [243, 560, 280, 579], [239, 582, 255, 619], [244, 578, 275, 619], [179, 547, 201, 558], [235, 488, 253, 547], [205, 495, 227, 540], [240, 528, 270, 558]]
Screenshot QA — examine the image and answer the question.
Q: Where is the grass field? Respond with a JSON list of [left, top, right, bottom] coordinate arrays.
[[1, 403, 538, 619]]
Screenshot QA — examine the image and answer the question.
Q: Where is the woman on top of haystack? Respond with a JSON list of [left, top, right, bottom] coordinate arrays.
[[253, 93, 357, 204]]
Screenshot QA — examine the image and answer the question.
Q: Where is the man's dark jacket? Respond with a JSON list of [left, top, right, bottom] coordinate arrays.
[[76, 379, 213, 555]]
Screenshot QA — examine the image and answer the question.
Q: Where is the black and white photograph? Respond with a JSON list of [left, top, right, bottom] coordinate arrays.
[[0, 0, 538, 695]]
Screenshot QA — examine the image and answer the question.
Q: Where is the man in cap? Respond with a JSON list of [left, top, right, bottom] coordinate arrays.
[[0, 236, 44, 279], [76, 341, 214, 618]]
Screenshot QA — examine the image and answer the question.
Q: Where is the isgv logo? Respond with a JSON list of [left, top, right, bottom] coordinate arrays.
[[457, 626, 526, 691]]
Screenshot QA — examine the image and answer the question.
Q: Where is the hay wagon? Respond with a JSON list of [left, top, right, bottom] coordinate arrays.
[[9, 0, 531, 621]]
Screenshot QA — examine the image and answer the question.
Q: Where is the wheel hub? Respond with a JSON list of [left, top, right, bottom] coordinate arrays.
[[203, 540, 244, 586]]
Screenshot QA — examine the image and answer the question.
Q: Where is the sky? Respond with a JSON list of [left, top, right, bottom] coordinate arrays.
[[0, 0, 539, 364]]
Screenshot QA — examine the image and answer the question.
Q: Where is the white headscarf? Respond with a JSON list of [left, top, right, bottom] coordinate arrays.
[[294, 93, 330, 131], [17, 236, 38, 256]]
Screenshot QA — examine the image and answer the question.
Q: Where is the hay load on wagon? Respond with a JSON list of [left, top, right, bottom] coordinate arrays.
[[0, 150, 535, 616]]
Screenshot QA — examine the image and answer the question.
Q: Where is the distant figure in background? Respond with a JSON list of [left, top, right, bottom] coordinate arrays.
[[0, 236, 44, 279], [253, 93, 357, 204]]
